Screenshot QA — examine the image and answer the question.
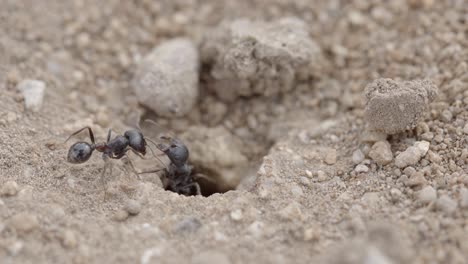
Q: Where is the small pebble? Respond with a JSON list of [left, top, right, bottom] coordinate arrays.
[[278, 202, 303, 221], [17, 79, 46, 112], [355, 164, 369, 173], [247, 221, 264, 238], [324, 149, 337, 165], [395, 141, 430, 168], [390, 188, 403, 203], [17, 186, 34, 201], [440, 110, 453, 122], [463, 124, 468, 134], [352, 149, 365, 165], [403, 167, 416, 176], [417, 186, 437, 204], [132, 38, 199, 117], [414, 141, 430, 157], [406, 172, 427, 188], [230, 209, 243, 221], [316, 170, 328, 181], [6, 111, 17, 123], [303, 227, 320, 242], [61, 229, 78, 249], [1, 181, 19, 196], [435, 195, 457, 215], [8, 213, 39, 233], [368, 141, 393, 166], [124, 199, 142, 215], [113, 209, 129, 222]]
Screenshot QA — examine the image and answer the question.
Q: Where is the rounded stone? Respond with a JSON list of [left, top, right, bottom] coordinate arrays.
[[1, 181, 19, 196], [124, 199, 142, 215], [417, 186, 437, 204], [368, 141, 393, 166], [8, 213, 39, 233], [132, 38, 199, 117]]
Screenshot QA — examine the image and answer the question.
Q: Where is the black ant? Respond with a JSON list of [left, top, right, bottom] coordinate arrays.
[[142, 120, 204, 196], [65, 126, 163, 195]]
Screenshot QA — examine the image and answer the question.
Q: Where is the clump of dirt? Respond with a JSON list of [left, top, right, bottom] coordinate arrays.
[[364, 78, 438, 134]]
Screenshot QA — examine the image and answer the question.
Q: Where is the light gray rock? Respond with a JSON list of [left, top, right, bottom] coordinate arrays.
[[8, 213, 39, 233], [355, 164, 369, 173], [17, 79, 46, 112], [352, 149, 365, 164], [132, 38, 199, 117], [395, 141, 430, 168], [124, 199, 142, 215], [417, 186, 436, 204], [369, 141, 393, 166], [0, 181, 19, 196]]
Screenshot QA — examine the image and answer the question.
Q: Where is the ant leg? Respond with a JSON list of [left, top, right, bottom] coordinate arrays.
[[131, 148, 168, 171], [144, 119, 177, 139], [120, 153, 141, 180], [145, 137, 166, 156], [138, 168, 164, 174], [106, 129, 112, 143], [193, 173, 216, 184], [185, 182, 201, 196], [65, 126, 95, 144]]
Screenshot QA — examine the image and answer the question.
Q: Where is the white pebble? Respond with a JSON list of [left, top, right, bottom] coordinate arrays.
[[125, 199, 142, 215], [17, 79, 46, 112], [395, 141, 430, 168], [0, 181, 19, 196], [352, 149, 365, 164], [355, 164, 369, 173], [414, 141, 430, 157], [368, 141, 393, 166], [230, 209, 243, 221], [417, 186, 437, 204]]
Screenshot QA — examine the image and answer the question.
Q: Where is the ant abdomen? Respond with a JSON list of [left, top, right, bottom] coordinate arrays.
[[68, 142, 94, 164]]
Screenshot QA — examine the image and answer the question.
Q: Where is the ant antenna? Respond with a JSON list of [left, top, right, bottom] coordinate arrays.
[[145, 137, 169, 170], [144, 119, 177, 140], [65, 126, 96, 144]]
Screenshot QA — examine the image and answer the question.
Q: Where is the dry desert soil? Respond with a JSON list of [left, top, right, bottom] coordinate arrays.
[[0, 0, 467, 263]]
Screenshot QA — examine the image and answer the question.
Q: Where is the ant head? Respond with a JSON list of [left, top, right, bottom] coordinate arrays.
[[158, 138, 188, 167], [67, 142, 94, 164], [124, 130, 146, 155]]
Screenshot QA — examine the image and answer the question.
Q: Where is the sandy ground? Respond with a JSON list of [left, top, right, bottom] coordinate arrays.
[[0, 0, 467, 263]]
